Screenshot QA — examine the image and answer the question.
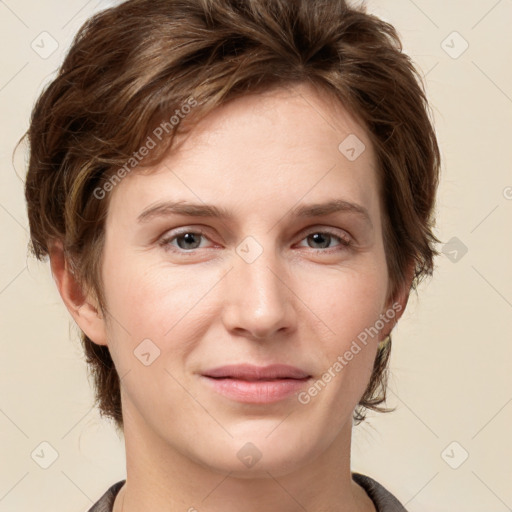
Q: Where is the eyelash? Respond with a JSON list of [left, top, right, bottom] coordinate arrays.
[[158, 228, 353, 255]]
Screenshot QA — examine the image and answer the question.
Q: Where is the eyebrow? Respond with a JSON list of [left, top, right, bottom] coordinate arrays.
[[137, 199, 373, 228]]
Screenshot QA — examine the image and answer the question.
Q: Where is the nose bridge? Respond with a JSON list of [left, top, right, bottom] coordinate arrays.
[[222, 235, 293, 338]]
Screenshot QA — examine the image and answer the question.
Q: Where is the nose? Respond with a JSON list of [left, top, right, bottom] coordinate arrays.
[[220, 242, 296, 340]]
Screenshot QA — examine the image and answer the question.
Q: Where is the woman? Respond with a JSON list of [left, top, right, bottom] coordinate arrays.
[[24, 0, 440, 510]]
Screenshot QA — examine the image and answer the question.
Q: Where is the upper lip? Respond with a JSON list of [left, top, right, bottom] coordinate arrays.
[[202, 364, 311, 381]]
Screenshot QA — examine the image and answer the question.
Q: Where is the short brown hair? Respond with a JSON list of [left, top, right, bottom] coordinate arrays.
[[23, 0, 440, 430]]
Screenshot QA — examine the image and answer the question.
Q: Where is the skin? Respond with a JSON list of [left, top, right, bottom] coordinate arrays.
[[51, 81, 412, 512]]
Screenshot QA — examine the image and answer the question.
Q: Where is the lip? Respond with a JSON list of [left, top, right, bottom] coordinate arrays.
[[201, 364, 311, 404]]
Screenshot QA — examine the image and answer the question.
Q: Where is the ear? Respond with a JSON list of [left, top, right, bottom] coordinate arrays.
[[381, 262, 415, 338], [49, 241, 108, 346]]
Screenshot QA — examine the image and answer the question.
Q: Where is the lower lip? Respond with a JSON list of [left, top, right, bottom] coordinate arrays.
[[201, 376, 310, 403]]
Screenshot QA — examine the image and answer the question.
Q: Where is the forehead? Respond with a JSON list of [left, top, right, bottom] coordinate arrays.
[[171, 82, 372, 165], [107, 81, 380, 225]]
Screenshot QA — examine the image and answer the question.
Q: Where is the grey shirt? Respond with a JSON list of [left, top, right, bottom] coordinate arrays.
[[87, 473, 408, 512]]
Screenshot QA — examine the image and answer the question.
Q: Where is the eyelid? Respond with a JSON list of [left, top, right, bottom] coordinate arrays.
[[298, 226, 351, 242], [159, 225, 353, 254], [295, 227, 352, 250], [158, 227, 216, 251]]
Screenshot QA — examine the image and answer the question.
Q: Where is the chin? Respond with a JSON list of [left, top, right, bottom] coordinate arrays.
[[192, 426, 329, 479]]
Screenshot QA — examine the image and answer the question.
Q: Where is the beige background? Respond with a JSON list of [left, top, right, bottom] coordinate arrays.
[[1, 0, 511, 511]]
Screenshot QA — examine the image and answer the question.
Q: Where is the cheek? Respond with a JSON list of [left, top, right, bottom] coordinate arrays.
[[303, 260, 388, 336], [100, 249, 223, 351], [297, 261, 388, 386], [101, 227, 389, 356]]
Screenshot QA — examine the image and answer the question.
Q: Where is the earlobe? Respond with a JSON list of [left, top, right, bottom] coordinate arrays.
[[49, 241, 108, 346]]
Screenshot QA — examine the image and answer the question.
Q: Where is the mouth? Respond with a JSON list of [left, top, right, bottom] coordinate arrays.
[[202, 363, 311, 380], [200, 364, 312, 403]]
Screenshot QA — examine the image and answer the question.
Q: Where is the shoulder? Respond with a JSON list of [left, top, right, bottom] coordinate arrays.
[[352, 473, 409, 512], [86, 480, 125, 512]]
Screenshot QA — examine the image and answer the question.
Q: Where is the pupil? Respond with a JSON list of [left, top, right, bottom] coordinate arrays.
[[178, 233, 200, 249], [311, 233, 329, 248]]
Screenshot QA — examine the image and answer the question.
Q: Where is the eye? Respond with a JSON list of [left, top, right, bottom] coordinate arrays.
[[158, 227, 353, 255], [159, 229, 213, 252], [297, 229, 352, 252]]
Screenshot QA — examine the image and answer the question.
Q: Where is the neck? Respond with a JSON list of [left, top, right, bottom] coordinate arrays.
[[114, 403, 375, 512]]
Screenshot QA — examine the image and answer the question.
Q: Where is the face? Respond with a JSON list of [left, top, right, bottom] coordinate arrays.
[[95, 82, 395, 476]]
